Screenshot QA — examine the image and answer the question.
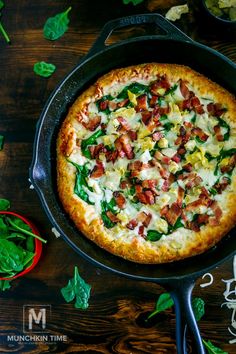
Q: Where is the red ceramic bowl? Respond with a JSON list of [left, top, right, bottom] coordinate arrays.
[[0, 211, 42, 280]]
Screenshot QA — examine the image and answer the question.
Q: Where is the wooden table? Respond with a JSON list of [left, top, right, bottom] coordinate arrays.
[[0, 1, 235, 353]]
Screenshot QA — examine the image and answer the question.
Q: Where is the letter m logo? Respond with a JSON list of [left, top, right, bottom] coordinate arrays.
[[23, 305, 51, 333]]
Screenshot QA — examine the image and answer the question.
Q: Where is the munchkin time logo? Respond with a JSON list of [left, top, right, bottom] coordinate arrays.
[[5, 305, 67, 345]]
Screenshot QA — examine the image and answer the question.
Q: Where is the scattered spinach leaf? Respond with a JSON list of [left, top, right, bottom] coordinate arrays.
[[202, 339, 228, 354], [81, 129, 105, 159], [217, 117, 230, 141], [0, 135, 4, 150], [0, 1, 10, 43], [34, 61, 56, 78], [146, 230, 163, 242], [96, 95, 113, 114], [195, 136, 205, 144], [0, 279, 11, 291], [117, 82, 148, 99], [147, 293, 174, 320], [0, 198, 10, 211], [43, 6, 71, 41], [192, 297, 205, 321], [101, 199, 117, 229], [61, 266, 91, 309], [68, 160, 94, 205], [163, 122, 174, 131], [123, 0, 144, 4]]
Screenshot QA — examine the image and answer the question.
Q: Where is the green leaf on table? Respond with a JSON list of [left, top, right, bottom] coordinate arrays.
[[147, 293, 174, 320], [0, 135, 4, 150], [202, 339, 228, 354], [43, 7, 71, 40], [0, 198, 10, 211], [0, 279, 11, 291], [122, 0, 144, 5], [34, 61, 56, 78], [192, 297, 205, 321], [61, 266, 91, 309]]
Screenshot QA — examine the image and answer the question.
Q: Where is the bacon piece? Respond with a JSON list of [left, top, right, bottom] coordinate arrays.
[[192, 127, 209, 142], [128, 160, 143, 177], [191, 97, 204, 114], [113, 191, 126, 209], [155, 161, 169, 179], [99, 100, 109, 111], [213, 177, 230, 194], [172, 154, 181, 163], [120, 179, 131, 189], [106, 211, 120, 223], [90, 161, 104, 178], [152, 131, 163, 142], [82, 115, 101, 131], [177, 147, 186, 156], [197, 214, 210, 225], [150, 95, 158, 107], [207, 103, 226, 117], [150, 74, 171, 95], [141, 111, 152, 125], [128, 130, 137, 141], [185, 196, 212, 212], [184, 121, 193, 129], [142, 179, 158, 189], [117, 98, 129, 108], [165, 202, 182, 226], [136, 94, 148, 112], [220, 155, 236, 174], [177, 187, 185, 207], [161, 179, 170, 192], [105, 149, 118, 163], [160, 205, 169, 218], [89, 143, 105, 159], [182, 163, 193, 172], [126, 219, 138, 230], [137, 212, 152, 227], [136, 189, 155, 205], [117, 116, 130, 131], [209, 201, 222, 226], [199, 186, 209, 198], [138, 225, 145, 236], [179, 79, 190, 99], [213, 125, 224, 142], [185, 174, 202, 189], [186, 220, 200, 232], [162, 156, 171, 164], [144, 190, 155, 204], [108, 100, 117, 111], [115, 134, 134, 160]]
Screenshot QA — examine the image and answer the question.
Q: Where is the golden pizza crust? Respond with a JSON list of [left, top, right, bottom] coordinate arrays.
[[57, 63, 236, 264]]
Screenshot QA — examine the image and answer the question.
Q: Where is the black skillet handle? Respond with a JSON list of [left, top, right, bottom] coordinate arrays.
[[87, 14, 193, 57], [165, 278, 206, 354]]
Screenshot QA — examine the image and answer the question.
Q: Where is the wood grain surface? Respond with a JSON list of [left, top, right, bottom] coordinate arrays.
[[0, 0, 236, 353]]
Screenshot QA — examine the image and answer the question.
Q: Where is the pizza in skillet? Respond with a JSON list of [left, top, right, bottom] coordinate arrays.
[[57, 63, 236, 264]]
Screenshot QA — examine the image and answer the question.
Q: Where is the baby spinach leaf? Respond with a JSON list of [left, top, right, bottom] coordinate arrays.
[[0, 279, 11, 291], [0, 239, 25, 275], [100, 199, 118, 229], [0, 1, 4, 10], [61, 266, 91, 309], [0, 2, 10, 44], [118, 82, 148, 99], [217, 117, 230, 141], [68, 160, 94, 205], [26, 236, 34, 252], [146, 230, 163, 242], [0, 217, 9, 237], [147, 293, 174, 320], [7, 217, 47, 243], [81, 129, 105, 159], [122, 0, 144, 5], [202, 339, 228, 354], [34, 61, 56, 78], [192, 297, 205, 321], [0, 198, 10, 211], [0, 135, 4, 150], [43, 7, 71, 41]]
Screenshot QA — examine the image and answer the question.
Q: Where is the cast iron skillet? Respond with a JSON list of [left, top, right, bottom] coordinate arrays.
[[30, 14, 236, 354]]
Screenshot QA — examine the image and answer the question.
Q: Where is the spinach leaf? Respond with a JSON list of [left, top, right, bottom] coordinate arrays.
[[0, 198, 10, 211], [163, 122, 174, 131], [214, 148, 236, 176], [192, 297, 205, 321], [81, 129, 105, 159], [61, 266, 91, 309], [0, 217, 9, 237], [202, 339, 228, 354], [195, 136, 205, 144], [0, 279, 11, 291], [117, 82, 148, 99], [43, 7, 71, 41], [217, 117, 230, 141], [168, 217, 184, 233], [0, 1, 10, 43], [205, 152, 215, 161], [7, 217, 47, 243], [165, 84, 178, 96], [123, 0, 144, 4], [0, 135, 4, 150], [34, 61, 56, 78], [146, 230, 163, 242], [0, 239, 27, 275], [147, 293, 174, 320], [101, 199, 117, 229], [26, 236, 34, 252], [68, 160, 94, 205]]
